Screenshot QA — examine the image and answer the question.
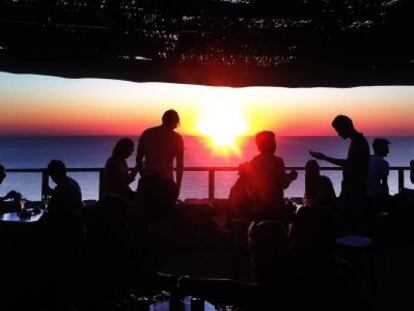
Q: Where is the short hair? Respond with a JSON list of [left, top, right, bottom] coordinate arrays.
[[255, 131, 275, 147], [112, 138, 134, 158], [373, 138, 390, 154], [47, 160, 66, 175], [162, 109, 180, 125], [331, 115, 353, 128]]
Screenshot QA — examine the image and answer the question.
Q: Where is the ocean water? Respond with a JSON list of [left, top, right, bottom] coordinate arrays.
[[0, 136, 413, 201]]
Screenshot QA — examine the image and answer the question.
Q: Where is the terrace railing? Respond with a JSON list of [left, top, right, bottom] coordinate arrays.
[[5, 166, 411, 201]]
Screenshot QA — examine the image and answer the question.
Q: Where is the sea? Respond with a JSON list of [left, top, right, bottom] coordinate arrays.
[[1, 136, 414, 201]]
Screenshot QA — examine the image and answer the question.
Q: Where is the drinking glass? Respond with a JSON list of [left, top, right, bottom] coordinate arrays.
[[20, 198, 27, 211], [42, 195, 51, 210]]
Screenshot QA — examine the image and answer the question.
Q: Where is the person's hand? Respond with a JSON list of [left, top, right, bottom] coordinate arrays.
[[309, 150, 326, 160]]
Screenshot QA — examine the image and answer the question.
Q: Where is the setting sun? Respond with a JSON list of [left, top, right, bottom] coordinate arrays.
[[196, 94, 248, 152]]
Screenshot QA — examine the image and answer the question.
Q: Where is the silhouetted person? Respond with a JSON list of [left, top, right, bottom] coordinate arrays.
[[46, 160, 83, 213], [0, 164, 21, 212], [136, 109, 184, 212], [41, 160, 84, 309], [367, 138, 390, 198], [103, 138, 139, 201], [304, 159, 336, 208], [248, 221, 289, 284], [232, 131, 297, 222], [310, 115, 369, 230]]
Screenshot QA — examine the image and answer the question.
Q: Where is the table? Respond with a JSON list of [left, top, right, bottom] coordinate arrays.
[[0, 209, 46, 223]]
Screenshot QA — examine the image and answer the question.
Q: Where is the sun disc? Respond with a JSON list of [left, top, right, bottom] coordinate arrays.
[[196, 97, 248, 152]]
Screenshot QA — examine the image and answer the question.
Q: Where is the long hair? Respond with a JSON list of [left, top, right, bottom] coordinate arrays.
[[305, 160, 320, 199], [112, 138, 134, 158]]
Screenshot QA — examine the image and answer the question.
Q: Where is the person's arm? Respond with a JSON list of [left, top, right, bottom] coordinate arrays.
[[280, 159, 297, 189], [136, 135, 145, 176], [127, 165, 140, 184], [175, 136, 184, 193], [309, 150, 347, 167], [381, 176, 389, 195]]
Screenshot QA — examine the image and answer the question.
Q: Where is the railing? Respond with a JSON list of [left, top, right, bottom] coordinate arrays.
[[6, 166, 411, 201]]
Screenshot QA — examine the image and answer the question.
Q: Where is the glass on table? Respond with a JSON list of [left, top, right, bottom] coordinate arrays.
[[41, 194, 51, 210], [19, 198, 27, 211]]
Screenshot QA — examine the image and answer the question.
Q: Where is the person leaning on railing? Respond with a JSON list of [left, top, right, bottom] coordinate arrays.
[[229, 131, 297, 224], [103, 138, 140, 202], [0, 164, 22, 212], [136, 109, 184, 213]]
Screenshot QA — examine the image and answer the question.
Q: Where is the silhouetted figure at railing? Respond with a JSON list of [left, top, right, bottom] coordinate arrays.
[[304, 159, 336, 209], [367, 138, 390, 198], [46, 159, 84, 213], [0, 164, 22, 212], [229, 131, 297, 223], [310, 115, 369, 231], [41, 160, 85, 310], [136, 109, 184, 214], [365, 138, 391, 221], [103, 138, 139, 201]]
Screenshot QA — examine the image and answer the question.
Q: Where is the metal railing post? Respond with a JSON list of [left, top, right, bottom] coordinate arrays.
[[398, 169, 405, 191], [208, 169, 215, 201]]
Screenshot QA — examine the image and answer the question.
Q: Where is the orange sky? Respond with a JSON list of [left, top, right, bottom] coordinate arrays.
[[1, 72, 414, 136]]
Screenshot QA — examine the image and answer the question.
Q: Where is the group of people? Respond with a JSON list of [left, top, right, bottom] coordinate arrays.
[[0, 109, 405, 310], [0, 111, 396, 231]]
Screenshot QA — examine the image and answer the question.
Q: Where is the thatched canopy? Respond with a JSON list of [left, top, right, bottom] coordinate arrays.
[[0, 0, 413, 87]]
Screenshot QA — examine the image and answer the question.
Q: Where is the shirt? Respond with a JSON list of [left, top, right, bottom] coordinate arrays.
[[103, 157, 132, 196], [366, 155, 389, 197], [48, 176, 83, 213], [342, 133, 370, 198]]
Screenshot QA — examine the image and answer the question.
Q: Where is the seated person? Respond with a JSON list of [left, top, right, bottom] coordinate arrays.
[[103, 138, 139, 201], [46, 160, 83, 214], [0, 164, 22, 212], [229, 131, 297, 222], [304, 159, 336, 208]]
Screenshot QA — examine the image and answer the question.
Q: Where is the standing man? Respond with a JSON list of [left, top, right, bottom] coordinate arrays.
[[310, 115, 369, 229], [136, 109, 184, 212], [366, 138, 390, 198]]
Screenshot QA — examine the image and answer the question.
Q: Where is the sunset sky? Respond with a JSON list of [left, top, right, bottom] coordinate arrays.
[[1, 71, 414, 137]]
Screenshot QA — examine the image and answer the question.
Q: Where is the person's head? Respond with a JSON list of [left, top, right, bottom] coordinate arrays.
[[331, 115, 355, 139], [47, 160, 67, 184], [372, 138, 390, 157], [305, 159, 320, 178], [0, 164, 6, 184], [112, 138, 134, 159], [162, 109, 180, 130], [255, 131, 276, 155]]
